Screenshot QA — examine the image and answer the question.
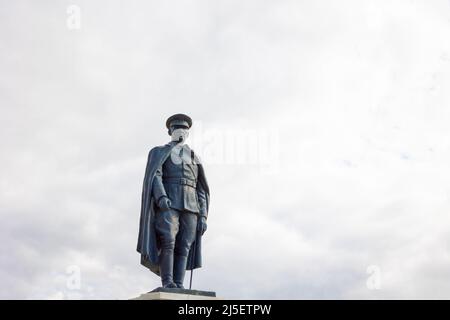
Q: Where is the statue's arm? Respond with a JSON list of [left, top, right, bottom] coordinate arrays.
[[152, 163, 168, 202], [197, 182, 208, 219]]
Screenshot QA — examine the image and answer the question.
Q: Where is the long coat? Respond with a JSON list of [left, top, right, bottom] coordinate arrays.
[[136, 142, 210, 275]]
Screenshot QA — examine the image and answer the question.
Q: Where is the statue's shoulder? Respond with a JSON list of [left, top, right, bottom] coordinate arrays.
[[148, 143, 172, 157]]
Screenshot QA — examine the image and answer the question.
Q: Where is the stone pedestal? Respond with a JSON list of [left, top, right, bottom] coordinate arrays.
[[131, 287, 220, 300]]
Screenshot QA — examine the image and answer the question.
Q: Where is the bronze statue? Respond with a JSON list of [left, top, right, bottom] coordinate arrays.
[[136, 114, 210, 289]]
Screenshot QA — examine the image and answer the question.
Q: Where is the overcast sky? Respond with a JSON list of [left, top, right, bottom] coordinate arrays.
[[1, 0, 450, 299]]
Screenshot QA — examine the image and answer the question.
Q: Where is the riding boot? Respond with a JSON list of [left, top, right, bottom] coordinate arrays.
[[173, 254, 189, 289], [159, 250, 177, 288]]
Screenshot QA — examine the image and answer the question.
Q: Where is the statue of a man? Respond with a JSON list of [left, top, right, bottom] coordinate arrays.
[[136, 114, 210, 289]]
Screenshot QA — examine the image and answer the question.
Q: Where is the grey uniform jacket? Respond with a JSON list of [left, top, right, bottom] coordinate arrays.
[[152, 143, 208, 217]]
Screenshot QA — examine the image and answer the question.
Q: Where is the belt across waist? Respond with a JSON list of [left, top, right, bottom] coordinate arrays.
[[163, 177, 197, 188]]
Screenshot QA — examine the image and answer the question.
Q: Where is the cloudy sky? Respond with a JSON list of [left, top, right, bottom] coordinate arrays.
[[1, 0, 450, 299]]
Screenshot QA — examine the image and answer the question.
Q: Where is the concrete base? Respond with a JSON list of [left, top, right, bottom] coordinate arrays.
[[131, 287, 220, 300]]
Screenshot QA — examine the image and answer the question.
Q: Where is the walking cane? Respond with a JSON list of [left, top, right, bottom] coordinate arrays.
[[189, 232, 198, 290]]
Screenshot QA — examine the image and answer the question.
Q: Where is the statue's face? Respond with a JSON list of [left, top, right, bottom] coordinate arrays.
[[170, 126, 189, 143]]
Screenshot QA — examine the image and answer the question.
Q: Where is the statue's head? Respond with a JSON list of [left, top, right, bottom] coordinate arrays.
[[166, 113, 192, 144]]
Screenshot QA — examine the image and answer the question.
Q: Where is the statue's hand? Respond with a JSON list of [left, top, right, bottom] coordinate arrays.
[[197, 216, 207, 235], [157, 196, 171, 210]]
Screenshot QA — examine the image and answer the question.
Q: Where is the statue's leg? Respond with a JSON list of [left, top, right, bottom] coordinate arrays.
[[155, 208, 180, 288], [173, 211, 198, 289]]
